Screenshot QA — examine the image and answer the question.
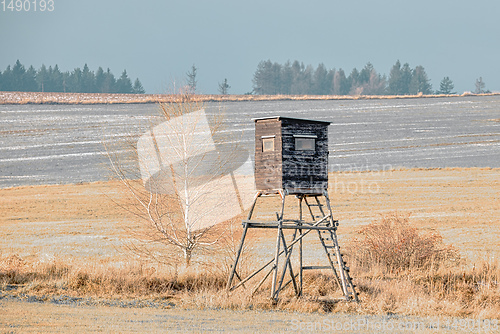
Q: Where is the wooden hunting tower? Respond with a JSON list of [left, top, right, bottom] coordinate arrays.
[[254, 116, 331, 194], [227, 116, 359, 303]]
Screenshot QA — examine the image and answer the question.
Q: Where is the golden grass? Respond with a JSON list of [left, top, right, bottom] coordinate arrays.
[[1, 168, 499, 317], [1, 242, 499, 317], [1, 91, 499, 105]]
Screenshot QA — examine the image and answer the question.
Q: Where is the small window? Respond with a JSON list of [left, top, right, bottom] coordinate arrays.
[[262, 137, 275, 152], [295, 138, 315, 150], [294, 134, 316, 151]]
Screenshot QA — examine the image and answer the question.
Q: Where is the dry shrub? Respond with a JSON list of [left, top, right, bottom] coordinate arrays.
[[0, 254, 28, 284], [341, 213, 500, 317], [347, 212, 459, 274]]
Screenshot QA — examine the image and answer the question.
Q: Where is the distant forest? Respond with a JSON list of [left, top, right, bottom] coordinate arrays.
[[252, 60, 456, 96], [0, 60, 145, 94]]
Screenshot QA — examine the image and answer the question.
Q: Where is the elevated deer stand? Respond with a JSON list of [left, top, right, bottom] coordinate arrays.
[[226, 117, 359, 302]]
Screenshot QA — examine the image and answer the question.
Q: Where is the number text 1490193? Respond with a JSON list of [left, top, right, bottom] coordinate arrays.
[[1, 0, 54, 12]]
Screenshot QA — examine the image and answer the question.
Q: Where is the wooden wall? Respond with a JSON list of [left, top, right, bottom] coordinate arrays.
[[254, 118, 282, 191], [281, 119, 329, 194], [254, 117, 329, 194]]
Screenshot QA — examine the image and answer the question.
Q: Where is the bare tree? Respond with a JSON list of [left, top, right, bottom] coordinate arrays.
[[475, 77, 486, 94], [186, 65, 197, 93], [218, 78, 230, 95], [106, 94, 254, 266]]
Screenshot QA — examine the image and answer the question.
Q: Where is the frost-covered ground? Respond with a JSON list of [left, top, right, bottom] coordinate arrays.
[[0, 95, 499, 188]]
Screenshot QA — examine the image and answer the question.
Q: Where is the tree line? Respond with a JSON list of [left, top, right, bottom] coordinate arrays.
[[252, 59, 459, 96], [0, 60, 145, 94]]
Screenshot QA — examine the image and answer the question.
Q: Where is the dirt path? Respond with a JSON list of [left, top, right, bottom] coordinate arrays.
[[1, 297, 484, 333]]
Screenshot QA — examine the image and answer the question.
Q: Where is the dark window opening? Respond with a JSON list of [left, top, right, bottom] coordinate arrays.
[[294, 135, 316, 151]]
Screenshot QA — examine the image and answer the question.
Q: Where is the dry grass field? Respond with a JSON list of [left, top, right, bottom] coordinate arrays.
[[1, 91, 499, 105], [1, 168, 499, 328]]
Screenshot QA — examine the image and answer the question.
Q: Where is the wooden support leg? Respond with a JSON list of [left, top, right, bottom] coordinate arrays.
[[270, 219, 281, 299], [273, 227, 299, 300], [271, 191, 286, 299], [226, 222, 249, 291], [298, 196, 303, 297], [227, 191, 261, 291]]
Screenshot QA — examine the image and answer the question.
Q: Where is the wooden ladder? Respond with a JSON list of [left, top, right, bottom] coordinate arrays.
[[302, 193, 359, 302]]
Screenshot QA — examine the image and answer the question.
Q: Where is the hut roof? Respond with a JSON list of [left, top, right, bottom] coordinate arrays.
[[253, 116, 331, 125]]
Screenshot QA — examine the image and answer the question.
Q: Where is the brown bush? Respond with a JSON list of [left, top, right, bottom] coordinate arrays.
[[347, 212, 460, 273]]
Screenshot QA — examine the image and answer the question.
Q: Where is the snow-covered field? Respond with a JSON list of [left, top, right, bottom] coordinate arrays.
[[0, 95, 499, 188]]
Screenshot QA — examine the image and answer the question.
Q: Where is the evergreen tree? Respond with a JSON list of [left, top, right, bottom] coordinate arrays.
[[327, 69, 336, 95], [37, 64, 48, 92], [47, 65, 64, 92], [388, 60, 414, 95], [290, 61, 313, 95], [0, 62, 143, 94], [68, 67, 83, 92], [290, 60, 304, 94], [133, 78, 145, 94], [362, 68, 387, 95], [400, 63, 412, 95], [409, 65, 432, 94], [24, 65, 38, 91], [116, 70, 133, 93], [253, 60, 276, 94], [348, 68, 360, 94], [62, 71, 70, 93], [249, 59, 444, 97], [333, 68, 349, 95], [303, 65, 314, 94], [12, 60, 26, 91], [95, 67, 105, 93], [436, 77, 455, 94], [45, 66, 54, 91], [388, 60, 402, 95], [1, 66, 12, 91], [313, 63, 330, 95], [271, 62, 283, 94], [280, 60, 293, 94], [358, 63, 374, 85], [102, 68, 116, 93], [81, 64, 95, 93]]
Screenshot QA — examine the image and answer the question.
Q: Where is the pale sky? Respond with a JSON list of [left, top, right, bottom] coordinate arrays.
[[1, 0, 499, 94]]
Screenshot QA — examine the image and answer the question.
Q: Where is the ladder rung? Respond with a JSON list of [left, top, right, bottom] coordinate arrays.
[[302, 265, 331, 270]]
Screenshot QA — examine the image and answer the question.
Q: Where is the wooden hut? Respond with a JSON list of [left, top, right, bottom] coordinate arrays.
[[227, 116, 359, 303], [254, 116, 331, 194]]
